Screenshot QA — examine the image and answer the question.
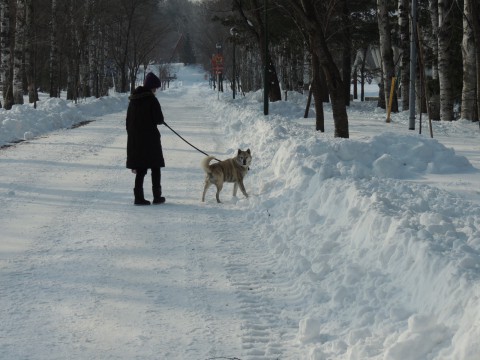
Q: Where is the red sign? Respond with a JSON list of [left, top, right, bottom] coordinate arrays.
[[212, 54, 224, 74], [212, 54, 224, 65]]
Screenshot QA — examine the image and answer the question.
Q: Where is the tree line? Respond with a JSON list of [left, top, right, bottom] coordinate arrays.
[[0, 0, 170, 110], [1, 0, 479, 139], [184, 0, 479, 138]]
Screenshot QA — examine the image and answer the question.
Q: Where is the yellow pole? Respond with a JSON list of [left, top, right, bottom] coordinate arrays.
[[386, 77, 396, 123]]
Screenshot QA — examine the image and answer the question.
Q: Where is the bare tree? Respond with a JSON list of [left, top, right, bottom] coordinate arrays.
[[13, 0, 25, 105], [470, 0, 480, 121], [25, 0, 36, 104], [66, 0, 78, 101], [438, 0, 454, 120], [340, 0, 352, 106], [428, 0, 439, 80], [232, 0, 282, 102], [311, 50, 324, 132], [398, 0, 409, 110], [127, 10, 169, 91], [105, 0, 159, 93], [376, 0, 398, 113], [461, 0, 477, 121], [98, 24, 110, 97], [49, 0, 59, 97], [1, 0, 13, 109], [285, 0, 349, 138], [87, 0, 97, 97]]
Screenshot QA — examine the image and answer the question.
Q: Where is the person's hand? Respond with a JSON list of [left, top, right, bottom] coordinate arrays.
[[131, 169, 137, 174]]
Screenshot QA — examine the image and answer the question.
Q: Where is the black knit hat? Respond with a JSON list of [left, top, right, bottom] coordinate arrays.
[[143, 72, 161, 90]]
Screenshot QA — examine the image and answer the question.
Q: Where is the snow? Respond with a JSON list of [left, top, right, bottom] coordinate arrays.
[[1, 64, 480, 360]]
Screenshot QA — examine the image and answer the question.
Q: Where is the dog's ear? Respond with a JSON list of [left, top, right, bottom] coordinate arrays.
[[246, 148, 251, 154], [237, 149, 241, 155]]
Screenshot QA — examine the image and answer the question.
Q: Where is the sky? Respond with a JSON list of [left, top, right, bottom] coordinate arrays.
[[1, 64, 480, 360]]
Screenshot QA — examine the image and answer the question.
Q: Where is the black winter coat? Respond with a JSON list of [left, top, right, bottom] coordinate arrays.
[[126, 87, 165, 169]]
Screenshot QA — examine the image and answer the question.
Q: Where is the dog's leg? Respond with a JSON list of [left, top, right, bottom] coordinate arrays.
[[233, 182, 238, 197], [237, 180, 248, 198], [202, 177, 211, 202], [215, 182, 224, 203]]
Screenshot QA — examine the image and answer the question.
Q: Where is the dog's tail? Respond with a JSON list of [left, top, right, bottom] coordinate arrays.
[[201, 156, 215, 174]]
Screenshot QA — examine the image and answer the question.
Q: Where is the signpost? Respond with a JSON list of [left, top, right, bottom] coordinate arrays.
[[212, 54, 224, 73], [212, 53, 224, 99]]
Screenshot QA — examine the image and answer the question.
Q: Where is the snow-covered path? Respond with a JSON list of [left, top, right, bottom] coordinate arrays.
[[0, 85, 269, 359], [2, 65, 480, 360]]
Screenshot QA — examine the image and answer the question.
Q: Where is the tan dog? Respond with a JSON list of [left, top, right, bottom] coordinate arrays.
[[201, 149, 252, 203]]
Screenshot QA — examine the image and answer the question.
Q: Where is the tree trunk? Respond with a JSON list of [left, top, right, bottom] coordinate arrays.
[[233, 0, 281, 102], [319, 67, 329, 103], [263, 51, 282, 102], [1, 0, 13, 109], [250, 0, 281, 102], [49, 0, 59, 98], [13, 0, 26, 105], [377, 81, 385, 109], [25, 0, 36, 104], [66, 0, 77, 101], [416, 64, 427, 114], [311, 34, 349, 138], [352, 67, 358, 100], [377, 0, 398, 114], [84, 0, 99, 97], [471, 0, 480, 121], [461, 0, 477, 121], [438, 0, 454, 120], [360, 47, 368, 102], [341, 0, 351, 106], [288, 0, 349, 137], [99, 26, 109, 97], [398, 0, 410, 110], [311, 50, 324, 132], [429, 0, 439, 80]]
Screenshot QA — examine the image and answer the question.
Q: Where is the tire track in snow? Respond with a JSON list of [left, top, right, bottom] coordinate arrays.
[[180, 210, 238, 359], [217, 215, 300, 360], [1, 80, 299, 359], [163, 83, 301, 359]]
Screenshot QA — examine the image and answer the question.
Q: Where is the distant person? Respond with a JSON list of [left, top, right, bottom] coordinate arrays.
[[126, 72, 166, 205]]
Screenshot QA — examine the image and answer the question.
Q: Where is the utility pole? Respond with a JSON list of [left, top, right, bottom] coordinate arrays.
[[408, 0, 417, 130]]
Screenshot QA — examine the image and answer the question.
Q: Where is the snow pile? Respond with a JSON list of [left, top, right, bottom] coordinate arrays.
[[0, 94, 128, 147], [210, 85, 480, 359]]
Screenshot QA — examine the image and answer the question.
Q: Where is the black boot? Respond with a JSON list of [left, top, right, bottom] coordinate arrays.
[[133, 188, 151, 205], [152, 187, 165, 204]]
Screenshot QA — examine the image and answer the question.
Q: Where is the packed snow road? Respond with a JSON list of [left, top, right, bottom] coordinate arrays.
[[3, 65, 480, 360], [0, 84, 280, 359]]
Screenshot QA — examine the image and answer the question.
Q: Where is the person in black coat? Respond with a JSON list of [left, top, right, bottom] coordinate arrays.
[[126, 72, 166, 205]]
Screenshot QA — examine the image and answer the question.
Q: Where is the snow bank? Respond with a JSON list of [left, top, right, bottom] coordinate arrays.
[[210, 88, 480, 359], [0, 94, 128, 147]]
